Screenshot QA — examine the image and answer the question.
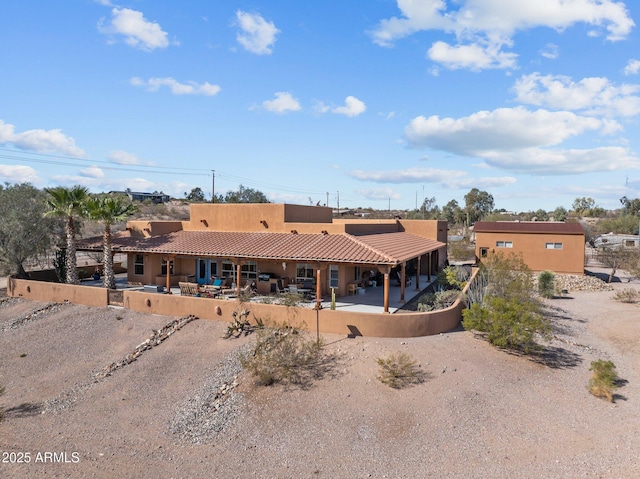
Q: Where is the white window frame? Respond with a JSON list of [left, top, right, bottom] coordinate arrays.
[[296, 263, 315, 282], [496, 241, 513, 248], [545, 242, 563, 250], [329, 265, 339, 289]]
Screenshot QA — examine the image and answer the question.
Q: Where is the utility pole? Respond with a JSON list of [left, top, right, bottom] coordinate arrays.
[[326, 191, 329, 208], [336, 191, 340, 216], [211, 170, 215, 203]]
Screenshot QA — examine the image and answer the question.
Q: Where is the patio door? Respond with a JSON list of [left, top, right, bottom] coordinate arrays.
[[196, 259, 217, 284]]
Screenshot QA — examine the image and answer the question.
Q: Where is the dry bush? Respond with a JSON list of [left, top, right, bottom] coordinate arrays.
[[588, 359, 619, 402], [240, 322, 334, 388], [376, 353, 425, 389], [612, 288, 640, 304]]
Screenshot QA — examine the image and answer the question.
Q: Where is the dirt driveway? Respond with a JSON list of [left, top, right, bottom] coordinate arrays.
[[1, 271, 639, 478]]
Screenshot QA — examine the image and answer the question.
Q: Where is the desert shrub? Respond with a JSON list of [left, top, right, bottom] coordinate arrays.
[[278, 292, 305, 307], [538, 271, 555, 299], [417, 289, 463, 312], [376, 353, 424, 389], [240, 322, 331, 388], [442, 265, 470, 290], [612, 288, 640, 303], [463, 296, 551, 354], [223, 308, 263, 339], [588, 359, 619, 402]]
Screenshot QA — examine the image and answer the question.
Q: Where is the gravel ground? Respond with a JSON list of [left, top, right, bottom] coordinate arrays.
[[1, 269, 639, 478]]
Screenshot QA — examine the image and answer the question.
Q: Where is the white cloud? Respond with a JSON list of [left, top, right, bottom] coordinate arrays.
[[483, 146, 640, 175], [79, 166, 105, 178], [540, 43, 559, 59], [262, 92, 302, 113], [130, 77, 221, 96], [235, 11, 280, 55], [108, 150, 144, 165], [355, 187, 402, 201], [0, 164, 40, 184], [405, 107, 609, 153], [513, 73, 640, 117], [624, 58, 640, 76], [98, 8, 170, 51], [332, 96, 367, 117], [312, 100, 330, 114], [0, 120, 85, 157], [350, 167, 516, 189], [403, 107, 638, 175], [427, 40, 517, 70], [371, 0, 634, 70], [94, 0, 113, 6]]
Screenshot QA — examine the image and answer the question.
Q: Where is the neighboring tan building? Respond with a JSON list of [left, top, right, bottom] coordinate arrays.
[[79, 203, 448, 313], [473, 221, 585, 275]]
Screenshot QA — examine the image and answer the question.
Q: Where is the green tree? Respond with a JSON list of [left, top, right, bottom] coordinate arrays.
[[619, 196, 640, 216], [224, 184, 270, 203], [86, 195, 138, 289], [185, 187, 206, 202], [464, 188, 494, 225], [44, 185, 90, 284], [552, 206, 568, 222], [572, 197, 596, 216], [442, 199, 464, 225], [533, 209, 548, 221], [0, 183, 56, 278]]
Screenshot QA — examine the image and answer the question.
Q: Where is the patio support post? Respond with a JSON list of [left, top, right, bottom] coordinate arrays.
[[415, 256, 421, 291], [383, 270, 390, 313], [165, 254, 175, 293], [400, 262, 406, 303], [428, 252, 432, 281], [235, 262, 242, 299], [315, 266, 322, 309]]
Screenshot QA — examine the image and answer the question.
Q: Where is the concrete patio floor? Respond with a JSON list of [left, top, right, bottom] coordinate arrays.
[[83, 273, 438, 314]]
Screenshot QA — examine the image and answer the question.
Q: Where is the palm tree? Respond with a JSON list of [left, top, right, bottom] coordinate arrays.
[[44, 185, 90, 284], [87, 195, 138, 289]]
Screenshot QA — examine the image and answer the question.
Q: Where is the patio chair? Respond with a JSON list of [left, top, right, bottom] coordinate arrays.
[[347, 283, 358, 296], [179, 282, 200, 296]]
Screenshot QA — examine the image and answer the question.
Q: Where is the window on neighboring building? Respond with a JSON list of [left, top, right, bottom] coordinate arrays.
[[329, 265, 339, 289], [134, 254, 144, 275], [480, 248, 488, 258], [161, 259, 174, 275], [545, 242, 563, 250], [496, 241, 513, 248]]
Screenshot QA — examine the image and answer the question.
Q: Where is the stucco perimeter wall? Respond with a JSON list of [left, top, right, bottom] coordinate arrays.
[[7, 278, 109, 308], [123, 291, 464, 338], [399, 220, 448, 244]]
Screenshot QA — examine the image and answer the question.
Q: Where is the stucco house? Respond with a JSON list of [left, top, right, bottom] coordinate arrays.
[[473, 221, 585, 275], [78, 203, 448, 313]]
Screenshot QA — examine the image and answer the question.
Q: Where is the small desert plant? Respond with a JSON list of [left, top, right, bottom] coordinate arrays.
[[223, 308, 263, 339], [376, 352, 424, 389], [612, 288, 640, 304], [538, 271, 555, 299], [417, 289, 463, 312], [240, 322, 330, 388], [588, 359, 619, 402]]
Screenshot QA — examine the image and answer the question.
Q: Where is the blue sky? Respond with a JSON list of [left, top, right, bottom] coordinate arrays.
[[1, 0, 640, 212]]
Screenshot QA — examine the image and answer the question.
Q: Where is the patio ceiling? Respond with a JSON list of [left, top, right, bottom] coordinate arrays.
[[78, 230, 445, 266]]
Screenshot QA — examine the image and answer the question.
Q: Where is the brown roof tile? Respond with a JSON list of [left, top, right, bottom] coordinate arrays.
[[78, 230, 446, 265]]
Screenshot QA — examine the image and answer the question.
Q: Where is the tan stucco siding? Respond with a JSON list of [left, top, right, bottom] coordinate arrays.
[[475, 232, 585, 274]]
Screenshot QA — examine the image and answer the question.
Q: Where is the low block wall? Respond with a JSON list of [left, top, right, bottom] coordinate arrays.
[[7, 278, 109, 308], [123, 291, 465, 338], [8, 274, 471, 338]]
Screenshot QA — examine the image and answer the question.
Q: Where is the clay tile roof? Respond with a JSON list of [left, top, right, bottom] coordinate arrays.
[[78, 230, 446, 265], [473, 221, 585, 235]]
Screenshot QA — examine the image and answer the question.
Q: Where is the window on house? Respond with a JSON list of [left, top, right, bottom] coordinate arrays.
[[221, 260, 235, 279], [241, 260, 257, 281], [296, 263, 315, 282], [134, 254, 144, 275], [161, 259, 174, 275], [480, 248, 488, 258], [329, 265, 339, 289], [496, 241, 513, 248], [545, 242, 563, 250]]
